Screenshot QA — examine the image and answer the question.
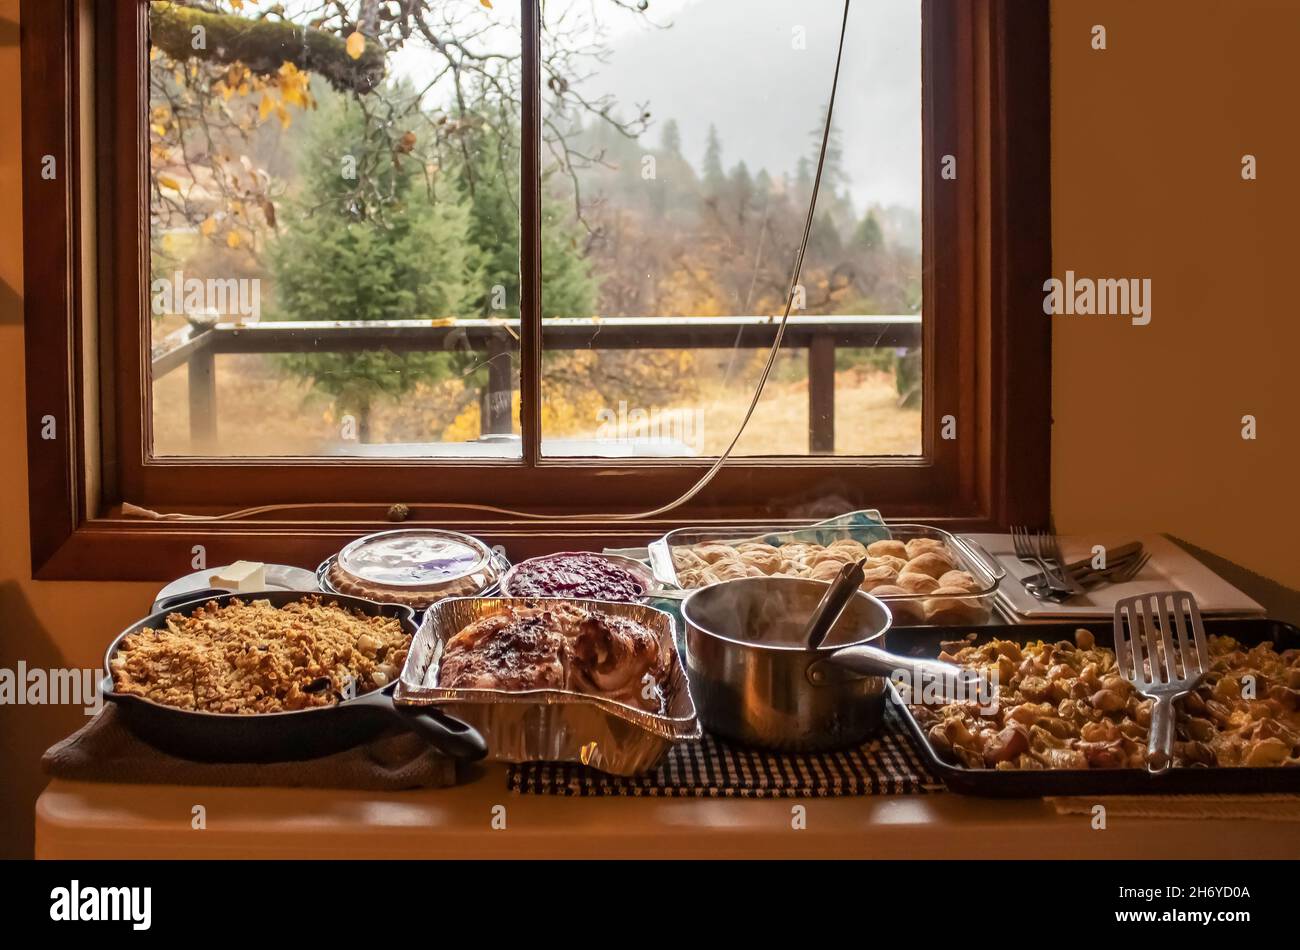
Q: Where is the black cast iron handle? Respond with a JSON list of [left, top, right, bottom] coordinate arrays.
[[153, 588, 234, 613], [350, 690, 488, 761], [391, 704, 489, 761]]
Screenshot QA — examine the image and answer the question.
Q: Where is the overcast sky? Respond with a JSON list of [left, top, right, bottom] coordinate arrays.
[[278, 0, 922, 212], [585, 0, 922, 212]]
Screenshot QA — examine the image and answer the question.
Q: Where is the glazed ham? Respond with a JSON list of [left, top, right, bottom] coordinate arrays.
[[439, 604, 665, 712]]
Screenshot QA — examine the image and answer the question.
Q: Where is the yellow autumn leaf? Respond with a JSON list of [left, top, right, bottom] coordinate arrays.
[[346, 31, 366, 60], [227, 231, 241, 248], [277, 105, 292, 129], [158, 175, 181, 191], [258, 94, 274, 121], [200, 217, 217, 237], [481, 0, 493, 8]]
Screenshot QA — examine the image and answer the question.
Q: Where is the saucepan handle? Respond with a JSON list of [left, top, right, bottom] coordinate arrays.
[[808, 645, 982, 696]]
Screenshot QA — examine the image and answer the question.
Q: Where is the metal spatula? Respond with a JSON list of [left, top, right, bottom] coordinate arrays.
[[1113, 590, 1210, 774]]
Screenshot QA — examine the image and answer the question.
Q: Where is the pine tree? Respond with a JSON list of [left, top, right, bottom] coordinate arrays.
[[702, 123, 725, 196], [660, 118, 682, 156], [851, 211, 884, 252], [270, 94, 476, 441], [729, 160, 754, 225]]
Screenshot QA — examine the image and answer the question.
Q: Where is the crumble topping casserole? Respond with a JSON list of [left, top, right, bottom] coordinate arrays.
[[439, 603, 667, 713], [110, 596, 410, 714], [910, 628, 1300, 770]]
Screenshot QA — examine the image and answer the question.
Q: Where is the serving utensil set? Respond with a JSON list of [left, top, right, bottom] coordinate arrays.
[[1010, 526, 1149, 602]]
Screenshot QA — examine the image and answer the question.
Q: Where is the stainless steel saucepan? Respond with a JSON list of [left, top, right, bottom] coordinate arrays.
[[681, 576, 972, 752]]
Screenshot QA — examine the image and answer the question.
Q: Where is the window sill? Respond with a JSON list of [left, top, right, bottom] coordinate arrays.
[[33, 507, 1004, 582]]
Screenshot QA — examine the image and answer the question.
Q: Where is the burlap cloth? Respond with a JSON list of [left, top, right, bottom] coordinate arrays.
[[43, 705, 457, 790]]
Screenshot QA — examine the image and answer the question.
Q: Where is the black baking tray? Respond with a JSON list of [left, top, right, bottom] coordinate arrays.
[[886, 617, 1300, 797]]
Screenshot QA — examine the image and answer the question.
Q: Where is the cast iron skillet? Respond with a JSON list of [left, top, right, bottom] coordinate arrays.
[[103, 590, 487, 763], [890, 617, 1300, 796]]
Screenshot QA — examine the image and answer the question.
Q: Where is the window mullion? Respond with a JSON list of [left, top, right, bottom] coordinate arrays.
[[518, 0, 543, 465]]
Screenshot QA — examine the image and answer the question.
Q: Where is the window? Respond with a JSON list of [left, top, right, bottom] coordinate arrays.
[[537, 0, 923, 459], [20, 0, 1050, 579], [147, 0, 524, 459]]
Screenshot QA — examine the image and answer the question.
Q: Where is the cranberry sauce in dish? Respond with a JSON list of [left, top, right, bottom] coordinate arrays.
[[502, 553, 649, 602]]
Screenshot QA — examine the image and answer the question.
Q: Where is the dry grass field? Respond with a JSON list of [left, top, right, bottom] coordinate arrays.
[[152, 352, 922, 458]]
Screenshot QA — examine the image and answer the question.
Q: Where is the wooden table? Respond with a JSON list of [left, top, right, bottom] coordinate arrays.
[[35, 767, 1300, 859]]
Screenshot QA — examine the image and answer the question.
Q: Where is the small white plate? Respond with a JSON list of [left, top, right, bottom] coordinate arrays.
[[967, 533, 1265, 621], [152, 564, 320, 613]]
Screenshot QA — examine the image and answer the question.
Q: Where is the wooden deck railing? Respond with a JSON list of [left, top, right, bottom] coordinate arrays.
[[150, 315, 922, 454]]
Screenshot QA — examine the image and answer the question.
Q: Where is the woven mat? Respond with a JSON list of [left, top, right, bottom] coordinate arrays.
[[508, 705, 943, 797], [43, 705, 458, 791], [1047, 794, 1300, 821]]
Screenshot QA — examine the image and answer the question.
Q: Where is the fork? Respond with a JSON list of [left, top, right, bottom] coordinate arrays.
[[1113, 590, 1210, 774], [1010, 525, 1074, 600], [1034, 526, 1086, 596], [1028, 551, 1151, 602]]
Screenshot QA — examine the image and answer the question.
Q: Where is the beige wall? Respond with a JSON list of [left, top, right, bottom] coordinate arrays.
[[0, 0, 1296, 857], [1050, 0, 1300, 582], [0, 0, 157, 860]]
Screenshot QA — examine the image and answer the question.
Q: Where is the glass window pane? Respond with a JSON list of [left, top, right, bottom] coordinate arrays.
[[539, 0, 922, 458], [148, 1, 521, 458]]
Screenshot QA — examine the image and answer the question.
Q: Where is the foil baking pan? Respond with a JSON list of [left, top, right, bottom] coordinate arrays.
[[393, 597, 700, 775]]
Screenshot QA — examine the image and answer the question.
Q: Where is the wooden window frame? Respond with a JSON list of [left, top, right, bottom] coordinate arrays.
[[20, 0, 1051, 580]]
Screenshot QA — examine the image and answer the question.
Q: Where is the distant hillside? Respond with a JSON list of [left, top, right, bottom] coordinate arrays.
[[586, 0, 922, 231]]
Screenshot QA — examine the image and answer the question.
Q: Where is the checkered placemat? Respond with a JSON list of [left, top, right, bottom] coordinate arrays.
[[508, 705, 944, 797]]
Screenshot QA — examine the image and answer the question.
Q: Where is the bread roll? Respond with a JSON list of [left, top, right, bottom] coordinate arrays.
[[739, 546, 783, 574], [904, 538, 949, 560], [895, 571, 940, 594], [867, 539, 909, 560], [870, 585, 927, 624], [901, 550, 955, 579], [809, 559, 848, 582], [923, 588, 986, 625], [693, 543, 738, 564], [938, 570, 978, 592], [859, 565, 899, 591], [826, 538, 869, 560], [868, 554, 908, 574]]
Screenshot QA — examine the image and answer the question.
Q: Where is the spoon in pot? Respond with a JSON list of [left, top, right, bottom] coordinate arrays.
[[804, 558, 868, 650], [803, 560, 985, 703]]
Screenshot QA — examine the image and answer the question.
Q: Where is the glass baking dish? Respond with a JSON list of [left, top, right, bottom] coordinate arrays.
[[648, 520, 1005, 626]]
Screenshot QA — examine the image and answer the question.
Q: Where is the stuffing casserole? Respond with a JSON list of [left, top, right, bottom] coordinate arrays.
[[909, 629, 1300, 770]]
